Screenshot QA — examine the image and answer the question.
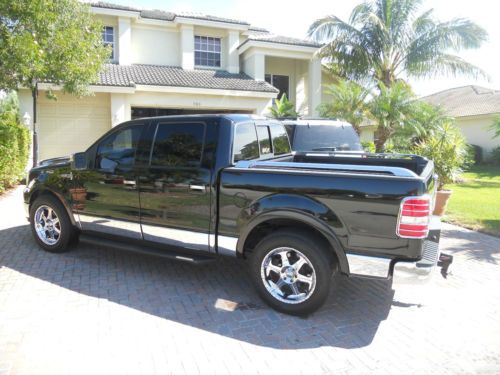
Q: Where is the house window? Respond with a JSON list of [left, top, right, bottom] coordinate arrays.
[[265, 74, 290, 100], [194, 36, 221, 68], [102, 26, 114, 60]]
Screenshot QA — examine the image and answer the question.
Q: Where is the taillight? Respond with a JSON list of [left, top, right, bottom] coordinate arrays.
[[396, 196, 430, 238]]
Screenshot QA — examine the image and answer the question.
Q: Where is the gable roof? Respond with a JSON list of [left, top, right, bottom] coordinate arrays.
[[240, 30, 321, 49], [97, 64, 278, 93], [422, 85, 500, 117], [89, 2, 318, 48], [90, 2, 250, 25]]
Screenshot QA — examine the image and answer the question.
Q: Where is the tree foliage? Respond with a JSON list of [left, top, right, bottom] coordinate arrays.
[[0, 0, 110, 94], [490, 115, 500, 139], [389, 100, 452, 152], [412, 121, 470, 189], [0, 92, 30, 192], [318, 80, 370, 134], [308, 0, 488, 87], [269, 94, 298, 119]]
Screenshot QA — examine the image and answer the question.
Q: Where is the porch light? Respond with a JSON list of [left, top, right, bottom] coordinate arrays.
[[23, 112, 32, 129]]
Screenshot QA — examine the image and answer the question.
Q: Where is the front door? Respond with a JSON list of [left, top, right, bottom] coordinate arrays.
[[138, 120, 212, 252], [76, 123, 143, 239]]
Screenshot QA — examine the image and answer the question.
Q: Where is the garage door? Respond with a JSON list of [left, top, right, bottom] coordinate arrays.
[[38, 92, 111, 161]]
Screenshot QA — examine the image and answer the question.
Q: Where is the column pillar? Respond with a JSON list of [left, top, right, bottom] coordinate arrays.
[[181, 25, 194, 70], [227, 30, 240, 74], [308, 57, 322, 116], [118, 17, 132, 65], [111, 94, 130, 127], [243, 52, 265, 81]]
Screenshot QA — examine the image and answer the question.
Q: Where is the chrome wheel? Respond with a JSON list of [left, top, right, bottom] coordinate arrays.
[[260, 247, 317, 304], [34, 205, 61, 245]]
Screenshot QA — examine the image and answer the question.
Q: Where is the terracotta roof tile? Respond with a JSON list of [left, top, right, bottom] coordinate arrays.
[[97, 64, 278, 93]]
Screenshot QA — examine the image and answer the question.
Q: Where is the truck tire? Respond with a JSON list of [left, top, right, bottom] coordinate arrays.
[[29, 195, 75, 253], [249, 229, 335, 315]]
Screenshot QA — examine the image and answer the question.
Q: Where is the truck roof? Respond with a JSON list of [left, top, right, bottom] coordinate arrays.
[[130, 113, 270, 123], [282, 119, 352, 127]]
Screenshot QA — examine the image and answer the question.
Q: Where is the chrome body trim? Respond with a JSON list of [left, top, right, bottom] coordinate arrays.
[[78, 214, 143, 240], [234, 159, 418, 178], [215, 234, 238, 256], [142, 224, 209, 252], [346, 253, 392, 278]]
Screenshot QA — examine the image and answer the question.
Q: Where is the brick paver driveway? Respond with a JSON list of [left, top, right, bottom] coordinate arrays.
[[1, 187, 499, 375]]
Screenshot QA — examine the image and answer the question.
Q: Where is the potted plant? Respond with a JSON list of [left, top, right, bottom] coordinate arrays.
[[412, 121, 470, 216]]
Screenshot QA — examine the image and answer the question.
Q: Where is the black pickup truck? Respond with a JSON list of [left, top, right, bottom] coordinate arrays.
[[24, 114, 441, 315]]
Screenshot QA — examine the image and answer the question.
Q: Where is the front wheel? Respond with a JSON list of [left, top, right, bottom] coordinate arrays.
[[249, 229, 335, 315], [29, 195, 74, 253]]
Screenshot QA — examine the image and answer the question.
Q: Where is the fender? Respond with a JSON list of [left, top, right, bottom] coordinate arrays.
[[26, 183, 78, 227], [236, 208, 349, 274]]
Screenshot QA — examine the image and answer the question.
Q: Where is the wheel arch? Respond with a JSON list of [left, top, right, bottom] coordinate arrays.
[[29, 187, 78, 227], [237, 210, 349, 273]]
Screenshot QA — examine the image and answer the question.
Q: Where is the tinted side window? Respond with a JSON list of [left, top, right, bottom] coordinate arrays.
[[96, 125, 142, 172], [151, 123, 205, 167], [234, 123, 259, 161], [257, 125, 272, 155], [271, 124, 291, 155]]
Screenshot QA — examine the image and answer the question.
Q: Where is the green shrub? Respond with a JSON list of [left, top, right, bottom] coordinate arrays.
[[468, 144, 483, 164], [0, 92, 31, 193], [490, 146, 500, 166], [361, 141, 375, 153], [412, 121, 470, 190]]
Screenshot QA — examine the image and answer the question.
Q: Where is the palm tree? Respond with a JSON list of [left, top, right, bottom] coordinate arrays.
[[370, 81, 417, 151], [308, 0, 488, 87], [318, 79, 370, 134]]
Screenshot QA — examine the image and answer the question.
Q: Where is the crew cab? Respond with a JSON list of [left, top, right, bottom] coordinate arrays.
[[24, 114, 441, 315]]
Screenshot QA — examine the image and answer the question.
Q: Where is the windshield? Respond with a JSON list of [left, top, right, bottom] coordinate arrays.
[[289, 124, 363, 152]]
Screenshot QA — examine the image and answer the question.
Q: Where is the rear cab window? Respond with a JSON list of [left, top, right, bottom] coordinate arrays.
[[233, 121, 291, 163]]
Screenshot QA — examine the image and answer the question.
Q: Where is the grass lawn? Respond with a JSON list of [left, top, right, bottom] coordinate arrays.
[[444, 165, 500, 237]]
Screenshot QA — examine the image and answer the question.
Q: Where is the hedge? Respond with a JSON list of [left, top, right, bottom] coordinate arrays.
[[0, 96, 30, 193]]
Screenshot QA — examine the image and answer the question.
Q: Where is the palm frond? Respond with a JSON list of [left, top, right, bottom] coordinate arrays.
[[408, 53, 488, 80]]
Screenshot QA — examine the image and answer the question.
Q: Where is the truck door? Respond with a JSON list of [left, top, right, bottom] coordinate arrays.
[[76, 122, 144, 239], [138, 120, 213, 252]]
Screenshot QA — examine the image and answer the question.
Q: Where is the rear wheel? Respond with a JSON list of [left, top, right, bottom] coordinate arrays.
[[249, 229, 335, 315], [30, 195, 74, 253]]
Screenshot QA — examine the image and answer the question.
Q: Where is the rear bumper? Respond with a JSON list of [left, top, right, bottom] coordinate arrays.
[[346, 215, 442, 283], [392, 215, 441, 285]]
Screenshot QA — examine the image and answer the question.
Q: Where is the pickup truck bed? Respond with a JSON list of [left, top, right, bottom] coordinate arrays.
[[24, 114, 441, 315]]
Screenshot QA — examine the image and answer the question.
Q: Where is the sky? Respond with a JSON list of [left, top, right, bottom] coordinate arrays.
[[103, 0, 500, 96]]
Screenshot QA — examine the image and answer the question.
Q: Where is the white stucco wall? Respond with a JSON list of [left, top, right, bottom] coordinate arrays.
[[118, 17, 132, 65], [359, 126, 376, 143], [455, 114, 500, 157], [321, 71, 335, 105], [132, 26, 180, 66], [242, 53, 265, 81]]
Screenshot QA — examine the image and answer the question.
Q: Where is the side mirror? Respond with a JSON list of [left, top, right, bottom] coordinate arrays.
[[71, 152, 87, 170]]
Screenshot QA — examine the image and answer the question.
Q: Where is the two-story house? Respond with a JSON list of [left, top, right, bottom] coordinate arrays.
[[19, 2, 327, 161]]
